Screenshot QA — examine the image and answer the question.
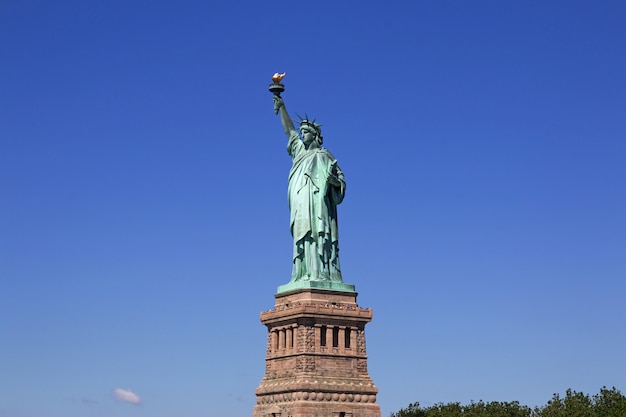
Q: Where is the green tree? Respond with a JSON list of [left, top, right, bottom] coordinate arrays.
[[537, 389, 593, 417], [482, 400, 532, 417], [424, 402, 463, 417], [592, 386, 626, 417], [391, 400, 532, 417], [390, 402, 426, 417], [391, 387, 626, 417]]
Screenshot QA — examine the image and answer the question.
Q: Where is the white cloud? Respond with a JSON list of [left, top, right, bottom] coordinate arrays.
[[113, 388, 142, 405]]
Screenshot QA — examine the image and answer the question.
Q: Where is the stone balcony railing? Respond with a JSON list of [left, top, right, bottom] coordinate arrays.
[[261, 302, 372, 322]]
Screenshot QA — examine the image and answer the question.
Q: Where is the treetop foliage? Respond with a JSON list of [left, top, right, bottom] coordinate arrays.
[[390, 387, 626, 417]]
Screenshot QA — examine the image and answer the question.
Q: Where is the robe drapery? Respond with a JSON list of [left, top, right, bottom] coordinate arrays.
[[287, 131, 345, 282]]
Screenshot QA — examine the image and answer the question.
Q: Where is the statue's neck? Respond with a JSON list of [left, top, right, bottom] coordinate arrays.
[[305, 142, 320, 151]]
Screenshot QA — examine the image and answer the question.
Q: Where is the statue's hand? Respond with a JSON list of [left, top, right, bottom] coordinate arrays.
[[273, 95, 284, 115], [327, 172, 341, 187], [327, 160, 342, 187]]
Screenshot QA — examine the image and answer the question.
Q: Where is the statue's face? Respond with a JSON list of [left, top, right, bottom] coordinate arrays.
[[300, 126, 317, 146]]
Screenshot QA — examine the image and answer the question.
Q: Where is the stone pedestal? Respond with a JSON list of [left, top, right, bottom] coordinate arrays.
[[253, 288, 381, 417]]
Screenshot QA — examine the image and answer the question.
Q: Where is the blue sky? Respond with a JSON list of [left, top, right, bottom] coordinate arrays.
[[1, 1, 625, 416]]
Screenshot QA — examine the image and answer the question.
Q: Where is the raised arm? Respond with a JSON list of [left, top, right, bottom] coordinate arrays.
[[273, 95, 297, 137]]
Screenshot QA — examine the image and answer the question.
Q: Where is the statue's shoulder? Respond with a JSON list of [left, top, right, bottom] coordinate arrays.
[[320, 148, 336, 159]]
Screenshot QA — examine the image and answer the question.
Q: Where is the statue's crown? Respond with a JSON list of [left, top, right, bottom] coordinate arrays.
[[298, 114, 322, 136]]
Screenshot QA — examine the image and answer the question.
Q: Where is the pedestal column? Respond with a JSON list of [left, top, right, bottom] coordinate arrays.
[[253, 288, 381, 417]]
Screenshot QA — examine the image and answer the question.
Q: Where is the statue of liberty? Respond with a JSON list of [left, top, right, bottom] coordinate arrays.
[[272, 90, 348, 289]]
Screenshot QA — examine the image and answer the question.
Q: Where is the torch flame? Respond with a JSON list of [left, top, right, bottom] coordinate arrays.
[[272, 72, 286, 83]]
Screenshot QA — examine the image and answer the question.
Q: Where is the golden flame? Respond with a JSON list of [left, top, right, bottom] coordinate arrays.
[[272, 72, 286, 83]]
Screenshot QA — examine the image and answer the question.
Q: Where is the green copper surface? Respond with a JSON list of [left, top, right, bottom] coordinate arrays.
[[277, 280, 355, 294], [272, 91, 355, 294]]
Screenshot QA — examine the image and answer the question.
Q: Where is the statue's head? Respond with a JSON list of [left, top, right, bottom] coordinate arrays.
[[299, 117, 323, 146]]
